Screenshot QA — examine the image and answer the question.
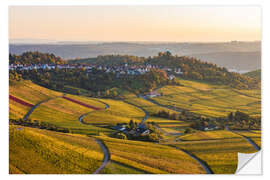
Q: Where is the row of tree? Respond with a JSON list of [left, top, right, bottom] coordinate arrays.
[[227, 111, 261, 130], [10, 118, 71, 133], [9, 66, 174, 96], [147, 52, 260, 89], [69, 51, 260, 89], [10, 51, 65, 65]]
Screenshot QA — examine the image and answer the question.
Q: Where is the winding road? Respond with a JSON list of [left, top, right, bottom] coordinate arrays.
[[77, 99, 111, 174], [93, 139, 111, 174], [138, 94, 215, 174], [122, 100, 149, 124], [23, 96, 63, 121], [20, 91, 249, 174], [124, 98, 213, 174], [226, 125, 261, 151], [21, 94, 111, 174], [171, 145, 214, 174]]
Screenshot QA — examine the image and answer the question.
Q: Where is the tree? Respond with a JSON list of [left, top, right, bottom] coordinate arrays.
[[148, 133, 159, 142], [228, 112, 234, 121], [184, 128, 192, 134], [115, 132, 127, 140], [129, 119, 135, 130]]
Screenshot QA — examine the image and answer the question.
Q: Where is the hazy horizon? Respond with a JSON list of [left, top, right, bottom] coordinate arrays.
[[9, 38, 261, 43], [9, 6, 261, 42]]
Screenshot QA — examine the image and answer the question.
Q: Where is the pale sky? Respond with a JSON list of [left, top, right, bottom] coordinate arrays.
[[9, 6, 261, 42]]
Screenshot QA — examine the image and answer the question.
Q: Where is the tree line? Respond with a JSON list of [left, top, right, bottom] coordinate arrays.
[[9, 51, 64, 65], [69, 51, 260, 89], [9, 66, 174, 97], [10, 118, 70, 133], [10, 51, 260, 90]]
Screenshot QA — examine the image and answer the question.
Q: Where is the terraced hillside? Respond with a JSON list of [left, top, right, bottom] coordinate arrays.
[[10, 125, 104, 174], [99, 135, 205, 174], [167, 137, 257, 174], [151, 79, 261, 117], [232, 130, 262, 148], [10, 80, 62, 104], [9, 80, 261, 174], [82, 99, 145, 126], [9, 80, 62, 119], [28, 95, 112, 135]]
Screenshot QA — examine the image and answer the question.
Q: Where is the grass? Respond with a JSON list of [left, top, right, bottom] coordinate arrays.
[[180, 130, 242, 141], [233, 131, 261, 148], [9, 80, 63, 120], [233, 131, 261, 138], [169, 137, 258, 174], [65, 94, 106, 109], [98, 135, 205, 174], [244, 69, 261, 80], [29, 97, 114, 135], [9, 125, 104, 174], [9, 80, 262, 174], [9, 100, 31, 119], [152, 79, 261, 117], [9, 80, 62, 104], [250, 137, 261, 148], [101, 161, 147, 174], [83, 99, 145, 125], [124, 96, 179, 115]]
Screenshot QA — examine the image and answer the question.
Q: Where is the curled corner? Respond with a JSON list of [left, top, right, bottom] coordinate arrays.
[[235, 151, 262, 174]]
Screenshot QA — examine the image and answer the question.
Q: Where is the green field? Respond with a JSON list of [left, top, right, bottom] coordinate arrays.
[[9, 81, 63, 119], [169, 137, 258, 174], [152, 79, 261, 117], [83, 99, 145, 125], [180, 130, 242, 141], [9, 100, 31, 119], [28, 96, 113, 135], [10, 125, 104, 174], [10, 80, 62, 104], [124, 96, 179, 115], [9, 79, 261, 174], [98, 135, 205, 174]]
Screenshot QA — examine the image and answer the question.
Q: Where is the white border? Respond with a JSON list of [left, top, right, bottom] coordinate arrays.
[[1, 0, 270, 180]]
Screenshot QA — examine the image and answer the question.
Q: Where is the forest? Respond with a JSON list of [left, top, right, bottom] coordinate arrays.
[[9, 51, 64, 65], [9, 51, 260, 96], [68, 51, 260, 89], [9, 67, 173, 96]]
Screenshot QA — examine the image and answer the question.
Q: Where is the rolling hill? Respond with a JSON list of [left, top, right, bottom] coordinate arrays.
[[10, 125, 104, 174], [244, 69, 261, 80], [10, 41, 261, 72]]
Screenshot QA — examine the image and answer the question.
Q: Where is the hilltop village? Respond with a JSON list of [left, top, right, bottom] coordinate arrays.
[[9, 63, 183, 80]]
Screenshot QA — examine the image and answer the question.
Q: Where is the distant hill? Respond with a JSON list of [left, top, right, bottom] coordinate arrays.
[[244, 69, 261, 80], [10, 51, 260, 90], [189, 51, 261, 72], [9, 41, 260, 72]]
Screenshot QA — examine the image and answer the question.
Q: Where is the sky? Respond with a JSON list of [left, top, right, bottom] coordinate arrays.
[[9, 6, 261, 42]]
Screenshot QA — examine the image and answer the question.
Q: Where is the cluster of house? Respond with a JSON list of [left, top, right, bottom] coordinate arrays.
[[146, 90, 161, 98], [204, 124, 219, 131], [9, 63, 183, 79], [98, 64, 156, 76], [9, 64, 80, 71], [112, 122, 150, 137]]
